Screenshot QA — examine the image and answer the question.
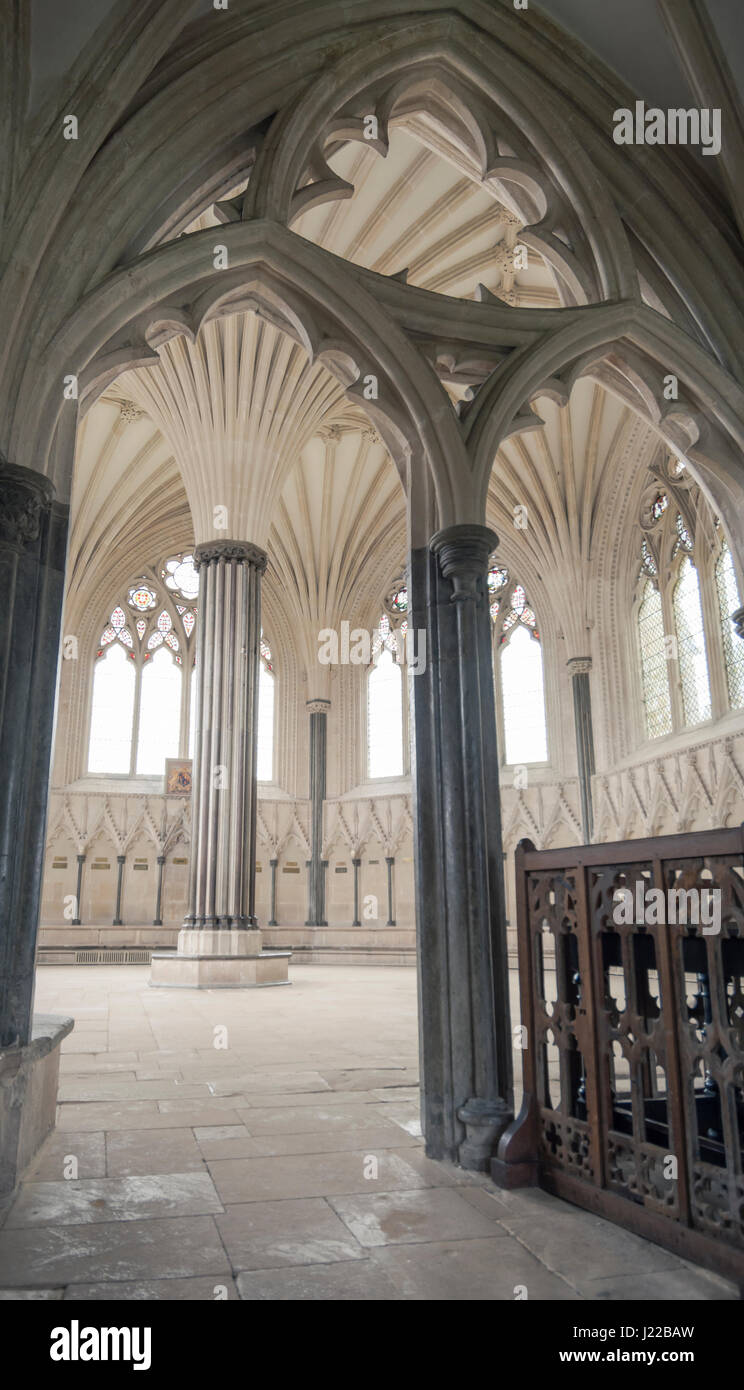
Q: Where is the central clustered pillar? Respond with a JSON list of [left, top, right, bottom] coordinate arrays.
[[410, 523, 514, 1170], [150, 541, 290, 988]]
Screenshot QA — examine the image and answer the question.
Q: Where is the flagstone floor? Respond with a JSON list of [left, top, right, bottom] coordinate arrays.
[[0, 965, 737, 1301]]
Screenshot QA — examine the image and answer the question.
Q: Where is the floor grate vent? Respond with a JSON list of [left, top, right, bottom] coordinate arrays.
[[37, 947, 154, 965]]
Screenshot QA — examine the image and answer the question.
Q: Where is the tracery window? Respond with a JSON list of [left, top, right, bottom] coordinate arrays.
[[87, 555, 276, 779], [673, 556, 711, 725], [635, 459, 741, 740], [638, 579, 673, 739], [257, 639, 275, 782], [489, 567, 548, 764], [88, 564, 197, 777], [367, 598, 406, 779], [716, 541, 744, 710]]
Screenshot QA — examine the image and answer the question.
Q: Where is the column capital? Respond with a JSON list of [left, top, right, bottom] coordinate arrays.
[[430, 524, 498, 599], [194, 540, 267, 571], [732, 606, 744, 641], [567, 656, 592, 675], [306, 698, 331, 714], [0, 460, 54, 552]]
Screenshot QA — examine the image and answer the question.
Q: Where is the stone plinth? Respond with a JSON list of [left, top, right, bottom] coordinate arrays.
[[0, 1014, 74, 1203], [177, 927, 263, 957], [150, 928, 290, 988]]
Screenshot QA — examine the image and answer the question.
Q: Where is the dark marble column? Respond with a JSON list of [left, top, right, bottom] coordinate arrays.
[[268, 858, 278, 926], [352, 858, 361, 926], [567, 657, 596, 843], [385, 856, 396, 926], [113, 855, 125, 926], [184, 541, 266, 930], [409, 523, 513, 1170], [305, 699, 329, 926], [0, 461, 68, 1048], [72, 854, 85, 926], [732, 607, 744, 641], [153, 854, 165, 926]]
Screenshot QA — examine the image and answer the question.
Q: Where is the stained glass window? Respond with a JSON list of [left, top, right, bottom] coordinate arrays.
[[162, 554, 199, 600], [488, 565, 509, 595], [368, 647, 404, 778], [87, 644, 136, 774], [673, 558, 711, 725], [257, 663, 275, 781], [372, 612, 398, 660], [128, 584, 156, 612], [638, 579, 673, 739], [188, 663, 198, 760], [89, 561, 269, 778], [715, 542, 744, 710], [499, 585, 539, 640], [500, 624, 547, 764], [675, 513, 693, 553], [135, 648, 182, 774], [651, 492, 668, 521], [641, 539, 657, 577], [388, 585, 408, 614]]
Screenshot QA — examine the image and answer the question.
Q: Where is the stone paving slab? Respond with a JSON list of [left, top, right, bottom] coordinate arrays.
[[57, 1079, 209, 1103], [105, 1128, 205, 1177], [215, 1197, 366, 1270], [247, 1128, 424, 1158], [237, 1258, 400, 1300], [64, 1276, 241, 1300], [0, 1215, 231, 1285], [318, 1068, 420, 1091], [581, 1268, 739, 1301], [207, 1150, 429, 1204], [0, 1288, 64, 1299], [369, 1236, 580, 1301], [328, 1187, 509, 1248], [234, 1103, 406, 1135], [25, 1132, 106, 1181], [4, 1172, 222, 1228]]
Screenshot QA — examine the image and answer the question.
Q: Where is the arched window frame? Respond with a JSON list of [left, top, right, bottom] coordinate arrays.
[[489, 566, 549, 767], [87, 556, 198, 777], [365, 582, 409, 781], [257, 634, 276, 783], [632, 457, 740, 743]]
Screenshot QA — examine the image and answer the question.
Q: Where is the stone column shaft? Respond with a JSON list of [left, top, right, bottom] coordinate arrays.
[[306, 700, 329, 926], [72, 854, 85, 926], [113, 855, 125, 926], [352, 858, 361, 927], [0, 462, 68, 1047], [410, 524, 513, 1170], [153, 854, 165, 927], [385, 856, 396, 926], [185, 542, 266, 931], [268, 858, 278, 926], [568, 658, 596, 843]]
